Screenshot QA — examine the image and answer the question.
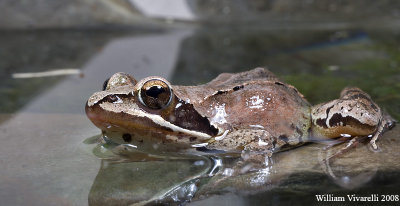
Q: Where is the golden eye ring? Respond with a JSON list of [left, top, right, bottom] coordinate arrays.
[[138, 78, 173, 109]]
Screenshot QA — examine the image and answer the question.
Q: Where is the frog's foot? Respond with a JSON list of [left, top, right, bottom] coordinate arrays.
[[241, 137, 274, 163], [318, 136, 378, 189], [235, 143, 274, 174], [318, 136, 364, 176], [217, 151, 272, 178], [369, 111, 396, 151], [324, 136, 368, 161]]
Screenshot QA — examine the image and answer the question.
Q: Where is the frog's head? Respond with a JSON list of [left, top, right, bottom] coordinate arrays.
[[85, 73, 218, 150]]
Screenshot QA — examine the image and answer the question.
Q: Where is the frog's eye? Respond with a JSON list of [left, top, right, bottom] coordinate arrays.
[[138, 79, 172, 109]]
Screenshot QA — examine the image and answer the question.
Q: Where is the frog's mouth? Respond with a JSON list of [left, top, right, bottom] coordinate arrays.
[[85, 102, 215, 145]]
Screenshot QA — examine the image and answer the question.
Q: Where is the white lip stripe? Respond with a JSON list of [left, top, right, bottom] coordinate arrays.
[[214, 130, 229, 141], [191, 143, 209, 147], [113, 104, 213, 140]]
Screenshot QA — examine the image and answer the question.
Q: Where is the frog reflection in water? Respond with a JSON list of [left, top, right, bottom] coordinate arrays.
[[85, 68, 395, 163]]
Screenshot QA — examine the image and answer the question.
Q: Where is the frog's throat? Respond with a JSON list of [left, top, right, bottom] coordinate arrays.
[[124, 104, 213, 141]]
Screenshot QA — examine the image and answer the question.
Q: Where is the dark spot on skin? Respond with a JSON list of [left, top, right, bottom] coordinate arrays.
[[341, 106, 343, 110], [316, 118, 328, 128], [329, 113, 345, 127], [278, 135, 289, 142], [315, 104, 335, 128], [361, 113, 363, 116], [122, 133, 132, 142], [274, 81, 285, 86], [189, 136, 197, 142], [216, 90, 228, 95], [326, 105, 334, 117], [328, 113, 376, 131], [233, 85, 244, 91], [106, 95, 118, 102]]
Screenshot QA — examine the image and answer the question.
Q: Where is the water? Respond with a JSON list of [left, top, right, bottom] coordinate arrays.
[[1, 25, 400, 205]]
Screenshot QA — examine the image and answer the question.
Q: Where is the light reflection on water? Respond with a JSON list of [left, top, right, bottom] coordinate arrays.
[[85, 125, 400, 205]]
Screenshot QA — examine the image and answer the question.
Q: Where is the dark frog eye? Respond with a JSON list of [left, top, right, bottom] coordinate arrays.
[[138, 78, 173, 109]]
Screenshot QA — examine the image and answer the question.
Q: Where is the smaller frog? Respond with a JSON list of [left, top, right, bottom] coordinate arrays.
[[311, 87, 396, 151], [85, 68, 395, 158]]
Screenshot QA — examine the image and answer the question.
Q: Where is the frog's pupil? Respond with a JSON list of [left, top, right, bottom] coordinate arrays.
[[146, 85, 165, 98]]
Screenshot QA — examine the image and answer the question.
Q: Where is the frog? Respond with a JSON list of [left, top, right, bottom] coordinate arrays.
[[85, 68, 395, 160]]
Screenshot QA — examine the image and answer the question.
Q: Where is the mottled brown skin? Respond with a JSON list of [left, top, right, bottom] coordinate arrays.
[[85, 68, 395, 157], [171, 68, 311, 153], [311, 87, 396, 150]]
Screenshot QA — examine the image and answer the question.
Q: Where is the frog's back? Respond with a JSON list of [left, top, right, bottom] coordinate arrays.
[[176, 68, 312, 149], [205, 67, 280, 87], [174, 68, 281, 104]]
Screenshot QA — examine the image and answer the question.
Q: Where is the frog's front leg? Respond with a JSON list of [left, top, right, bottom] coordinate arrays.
[[208, 129, 275, 168], [311, 87, 396, 150]]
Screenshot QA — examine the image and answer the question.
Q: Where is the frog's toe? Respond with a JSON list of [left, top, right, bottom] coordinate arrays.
[[368, 139, 382, 152], [368, 127, 383, 152]]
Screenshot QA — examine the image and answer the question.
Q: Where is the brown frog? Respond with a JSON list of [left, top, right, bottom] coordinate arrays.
[[85, 68, 395, 157]]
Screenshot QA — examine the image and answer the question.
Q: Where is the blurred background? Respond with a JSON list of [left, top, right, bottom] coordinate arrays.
[[1, 1, 400, 205]]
